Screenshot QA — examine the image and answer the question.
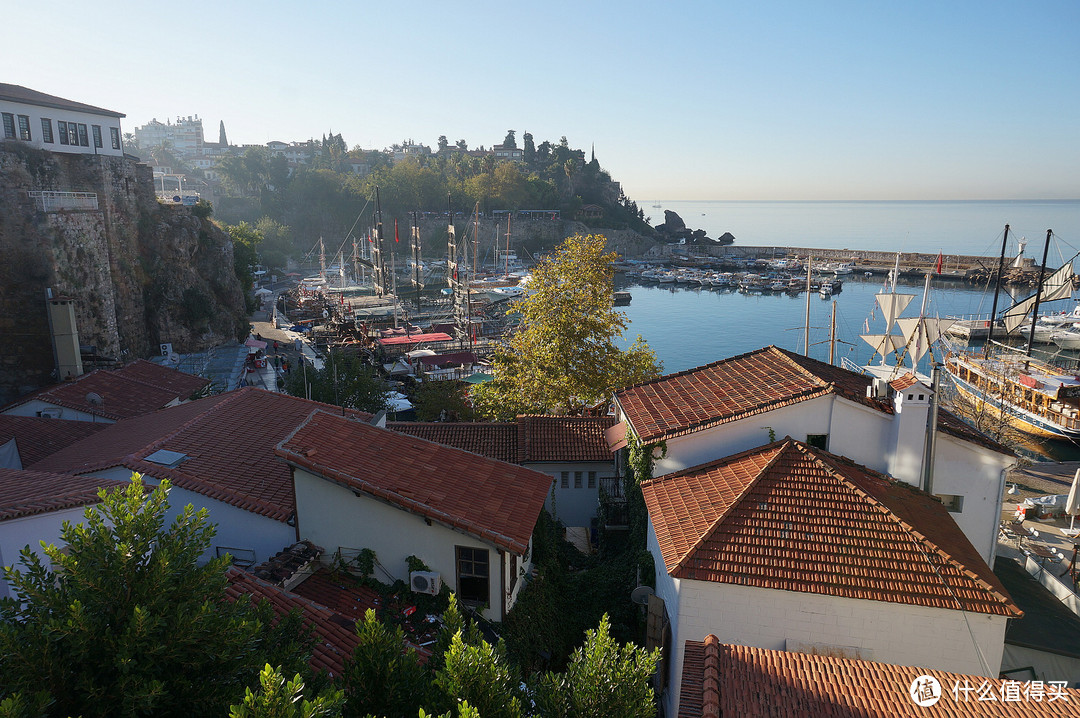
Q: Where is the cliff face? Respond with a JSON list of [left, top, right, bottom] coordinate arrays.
[[0, 144, 246, 404]]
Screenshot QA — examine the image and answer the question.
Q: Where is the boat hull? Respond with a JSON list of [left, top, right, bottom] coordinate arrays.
[[947, 363, 1080, 440]]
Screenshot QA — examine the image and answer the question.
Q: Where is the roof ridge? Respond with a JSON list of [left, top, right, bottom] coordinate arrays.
[[769, 345, 833, 388], [131, 390, 247, 460], [803, 444, 1020, 615], [616, 345, 778, 395], [671, 440, 792, 575]]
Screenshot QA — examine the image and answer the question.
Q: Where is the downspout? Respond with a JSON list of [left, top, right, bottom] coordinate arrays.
[[922, 363, 942, 495], [990, 464, 1011, 566]]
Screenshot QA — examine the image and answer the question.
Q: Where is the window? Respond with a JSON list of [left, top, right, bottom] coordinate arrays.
[[560, 471, 569, 489], [92, 125, 102, 148], [16, 115, 31, 141], [574, 471, 583, 489], [41, 118, 53, 143], [77, 123, 89, 147], [456, 546, 489, 605], [57, 120, 69, 145], [1, 113, 14, 139], [936, 494, 964, 513], [807, 434, 828, 450], [588, 471, 597, 489], [67, 122, 78, 146], [110, 126, 120, 150]]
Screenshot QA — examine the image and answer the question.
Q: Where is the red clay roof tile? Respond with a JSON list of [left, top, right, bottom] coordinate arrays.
[[31, 388, 371, 522], [615, 346, 1012, 455], [642, 440, 1019, 617], [389, 422, 520, 463], [2, 360, 210, 421], [278, 411, 553, 555], [0, 467, 124, 521], [680, 639, 1080, 717], [0, 415, 107, 466]]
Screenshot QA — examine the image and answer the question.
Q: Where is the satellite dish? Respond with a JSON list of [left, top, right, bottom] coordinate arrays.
[[630, 585, 655, 606], [167, 352, 181, 365], [85, 392, 104, 407]]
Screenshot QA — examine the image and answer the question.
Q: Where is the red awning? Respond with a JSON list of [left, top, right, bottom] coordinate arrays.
[[244, 338, 268, 350], [418, 351, 477, 367], [375, 332, 453, 347], [605, 421, 629, 452]]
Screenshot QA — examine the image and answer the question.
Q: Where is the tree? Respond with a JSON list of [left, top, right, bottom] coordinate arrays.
[[228, 221, 263, 312], [411, 380, 477, 422], [341, 609, 429, 718], [283, 350, 391, 413], [502, 130, 517, 149], [438, 135, 449, 153], [456, 139, 468, 150], [472, 234, 661, 418], [432, 633, 522, 718], [522, 132, 535, 165], [0, 475, 312, 717], [230, 664, 344, 718], [255, 217, 294, 270], [529, 615, 659, 718]]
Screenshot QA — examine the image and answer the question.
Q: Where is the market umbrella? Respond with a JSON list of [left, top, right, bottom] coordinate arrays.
[[1066, 468, 1080, 534]]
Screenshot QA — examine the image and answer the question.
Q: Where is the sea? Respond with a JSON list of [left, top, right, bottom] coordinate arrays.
[[614, 199, 1080, 458]]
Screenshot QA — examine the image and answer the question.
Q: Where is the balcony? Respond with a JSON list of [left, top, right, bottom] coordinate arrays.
[[27, 191, 99, 212]]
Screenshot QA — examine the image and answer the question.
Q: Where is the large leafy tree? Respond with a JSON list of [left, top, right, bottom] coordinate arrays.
[[0, 475, 312, 717], [473, 234, 661, 418]]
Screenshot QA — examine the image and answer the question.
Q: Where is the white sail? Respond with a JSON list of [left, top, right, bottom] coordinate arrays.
[[896, 317, 956, 363], [875, 293, 915, 330], [860, 333, 905, 359], [1001, 261, 1075, 333]]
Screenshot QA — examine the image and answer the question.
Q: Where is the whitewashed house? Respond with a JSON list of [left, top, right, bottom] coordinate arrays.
[[0, 84, 125, 157], [278, 410, 554, 621], [612, 346, 1016, 565], [0, 468, 125, 599], [642, 438, 1021, 717]]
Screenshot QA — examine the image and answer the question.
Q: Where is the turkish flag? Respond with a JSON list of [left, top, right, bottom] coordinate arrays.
[[935, 252, 943, 274], [395, 219, 399, 243]]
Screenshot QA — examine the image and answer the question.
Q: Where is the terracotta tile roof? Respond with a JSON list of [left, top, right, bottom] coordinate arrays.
[[2, 360, 210, 421], [0, 415, 106, 466], [225, 567, 360, 677], [0, 468, 125, 522], [641, 440, 1019, 617], [290, 568, 382, 622], [32, 388, 371, 523], [615, 345, 1012, 455], [890, 372, 922, 391], [516, 415, 617, 462], [278, 411, 553, 555], [388, 415, 616, 465], [388, 422, 520, 463], [679, 638, 1080, 717]]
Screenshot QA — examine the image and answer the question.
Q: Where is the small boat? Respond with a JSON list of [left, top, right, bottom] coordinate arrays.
[[614, 291, 632, 306], [1015, 323, 1055, 344], [831, 263, 855, 275], [769, 281, 788, 292], [819, 282, 834, 296], [1051, 327, 1080, 350]]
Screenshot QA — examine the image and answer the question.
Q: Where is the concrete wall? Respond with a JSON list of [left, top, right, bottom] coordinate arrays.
[[526, 460, 614, 528], [0, 505, 91, 599], [293, 467, 528, 621], [1, 399, 110, 422]]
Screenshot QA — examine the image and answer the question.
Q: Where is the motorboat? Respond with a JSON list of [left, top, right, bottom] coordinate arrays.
[[1052, 327, 1080, 350]]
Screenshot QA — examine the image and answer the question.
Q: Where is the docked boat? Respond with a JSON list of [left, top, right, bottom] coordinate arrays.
[[943, 226, 1080, 440], [1052, 327, 1080, 350], [819, 281, 834, 296]]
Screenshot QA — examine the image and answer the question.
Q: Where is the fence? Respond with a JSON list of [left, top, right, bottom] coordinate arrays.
[[27, 191, 99, 212]]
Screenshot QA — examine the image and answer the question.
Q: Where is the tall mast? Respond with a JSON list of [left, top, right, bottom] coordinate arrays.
[[984, 224, 1011, 355], [1025, 229, 1054, 356], [372, 187, 388, 298], [804, 256, 811, 356], [829, 300, 837, 365], [319, 237, 326, 283], [505, 212, 513, 275], [473, 202, 479, 280], [412, 211, 422, 312]]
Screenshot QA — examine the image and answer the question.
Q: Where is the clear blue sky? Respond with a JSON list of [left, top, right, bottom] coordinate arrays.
[[4, 0, 1077, 201]]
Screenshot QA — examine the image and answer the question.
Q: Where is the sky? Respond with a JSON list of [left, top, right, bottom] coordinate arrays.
[[4, 1, 1078, 201]]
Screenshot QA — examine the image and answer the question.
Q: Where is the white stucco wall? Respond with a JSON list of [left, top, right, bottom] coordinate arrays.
[[0, 506, 92, 599], [294, 468, 526, 621], [932, 435, 1011, 564], [526, 460, 613, 528], [1, 399, 111, 422], [1, 98, 124, 156]]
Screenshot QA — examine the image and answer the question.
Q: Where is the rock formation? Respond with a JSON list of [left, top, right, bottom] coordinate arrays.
[[652, 210, 734, 246]]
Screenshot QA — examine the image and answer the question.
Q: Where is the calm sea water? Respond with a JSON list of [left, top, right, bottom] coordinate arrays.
[[648, 200, 1079, 257]]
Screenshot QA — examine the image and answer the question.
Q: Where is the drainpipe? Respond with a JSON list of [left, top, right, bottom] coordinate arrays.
[[923, 363, 942, 495]]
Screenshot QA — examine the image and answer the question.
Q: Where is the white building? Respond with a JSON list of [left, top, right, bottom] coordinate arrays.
[[612, 346, 1016, 565], [641, 439, 1020, 717], [0, 84, 125, 157], [280, 410, 554, 622], [133, 115, 204, 158]]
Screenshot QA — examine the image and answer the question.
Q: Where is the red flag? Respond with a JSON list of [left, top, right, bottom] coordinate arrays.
[[934, 252, 943, 274], [367, 229, 372, 243], [395, 219, 399, 243]]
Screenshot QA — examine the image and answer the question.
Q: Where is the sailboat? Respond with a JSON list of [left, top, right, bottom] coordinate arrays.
[[944, 228, 1080, 440], [855, 254, 954, 383]]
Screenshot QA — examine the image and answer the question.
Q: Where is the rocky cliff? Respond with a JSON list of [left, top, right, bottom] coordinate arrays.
[[0, 144, 247, 404]]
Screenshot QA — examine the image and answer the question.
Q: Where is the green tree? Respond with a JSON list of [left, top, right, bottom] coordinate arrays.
[[341, 610, 429, 718], [502, 130, 517, 149], [230, 664, 344, 718], [438, 135, 449, 153], [283, 350, 391, 413], [0, 475, 312, 717], [255, 217, 294, 270], [432, 633, 522, 718], [472, 234, 661, 418], [529, 615, 659, 718], [228, 221, 263, 312], [522, 132, 535, 165], [411, 380, 477, 422]]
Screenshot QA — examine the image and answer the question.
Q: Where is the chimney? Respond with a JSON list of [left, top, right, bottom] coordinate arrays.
[[888, 379, 931, 487], [45, 291, 83, 380]]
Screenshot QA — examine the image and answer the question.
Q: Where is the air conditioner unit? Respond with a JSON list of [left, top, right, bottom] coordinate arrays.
[[37, 408, 62, 419], [410, 570, 441, 595]]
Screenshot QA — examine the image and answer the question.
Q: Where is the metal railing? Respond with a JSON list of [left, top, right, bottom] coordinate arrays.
[[27, 190, 99, 212]]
